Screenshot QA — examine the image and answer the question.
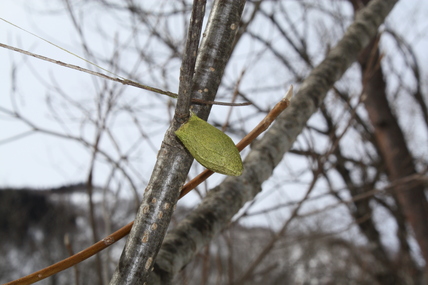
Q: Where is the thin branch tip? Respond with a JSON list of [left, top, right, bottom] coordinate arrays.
[[284, 85, 294, 101]]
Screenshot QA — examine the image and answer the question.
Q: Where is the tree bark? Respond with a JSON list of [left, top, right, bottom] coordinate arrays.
[[358, 35, 428, 276], [109, 1, 246, 284]]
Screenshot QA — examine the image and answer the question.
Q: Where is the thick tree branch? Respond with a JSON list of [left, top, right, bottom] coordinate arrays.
[[110, 1, 246, 284], [109, 1, 206, 284]]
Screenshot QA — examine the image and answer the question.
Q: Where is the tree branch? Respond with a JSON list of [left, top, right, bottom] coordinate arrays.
[[108, 1, 206, 284], [110, 1, 246, 284]]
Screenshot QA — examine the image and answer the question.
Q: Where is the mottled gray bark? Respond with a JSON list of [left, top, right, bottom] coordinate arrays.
[[152, 0, 399, 282]]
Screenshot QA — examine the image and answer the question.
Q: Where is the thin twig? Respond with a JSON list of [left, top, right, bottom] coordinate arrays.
[[64, 234, 80, 285], [0, 43, 250, 107]]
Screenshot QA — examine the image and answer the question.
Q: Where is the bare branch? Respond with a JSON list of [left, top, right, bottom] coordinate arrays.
[[0, 43, 249, 107]]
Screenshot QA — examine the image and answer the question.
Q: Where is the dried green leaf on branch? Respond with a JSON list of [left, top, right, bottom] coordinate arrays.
[[175, 112, 243, 176]]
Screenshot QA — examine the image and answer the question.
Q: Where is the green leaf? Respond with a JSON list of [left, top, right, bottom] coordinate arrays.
[[175, 112, 243, 176]]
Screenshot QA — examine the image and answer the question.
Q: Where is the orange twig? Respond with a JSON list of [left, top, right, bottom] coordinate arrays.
[[5, 86, 293, 285]]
